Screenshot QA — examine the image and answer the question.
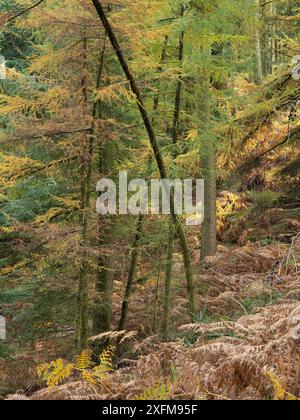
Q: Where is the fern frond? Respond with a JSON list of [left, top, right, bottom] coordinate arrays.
[[99, 345, 115, 372], [89, 330, 137, 344], [81, 370, 97, 385], [36, 363, 51, 382], [76, 350, 93, 370], [264, 369, 298, 401], [47, 360, 74, 388]]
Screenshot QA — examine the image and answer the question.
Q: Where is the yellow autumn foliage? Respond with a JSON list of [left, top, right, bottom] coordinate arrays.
[[36, 346, 115, 388], [264, 370, 298, 401]]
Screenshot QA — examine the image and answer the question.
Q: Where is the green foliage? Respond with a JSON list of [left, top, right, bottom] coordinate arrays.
[[241, 292, 284, 315], [0, 177, 61, 223], [0, 0, 299, 399], [0, 0, 37, 71]]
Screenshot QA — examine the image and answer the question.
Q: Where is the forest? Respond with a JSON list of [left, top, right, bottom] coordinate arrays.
[[0, 0, 299, 402]]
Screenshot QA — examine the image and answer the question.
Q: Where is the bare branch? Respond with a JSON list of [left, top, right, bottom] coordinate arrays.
[[6, 0, 46, 24]]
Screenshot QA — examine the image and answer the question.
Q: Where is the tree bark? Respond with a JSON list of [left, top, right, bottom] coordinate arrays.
[[255, 0, 263, 84], [200, 75, 217, 260], [171, 5, 185, 145], [152, 35, 169, 124], [76, 32, 90, 353], [92, 32, 115, 340], [161, 221, 175, 340], [119, 215, 143, 331], [162, 20, 185, 338], [76, 32, 107, 353]]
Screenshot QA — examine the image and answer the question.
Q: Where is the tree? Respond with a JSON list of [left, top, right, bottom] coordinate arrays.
[[91, 0, 196, 320]]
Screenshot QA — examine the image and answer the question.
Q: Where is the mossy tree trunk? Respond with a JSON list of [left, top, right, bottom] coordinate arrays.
[[119, 215, 143, 331], [161, 221, 175, 340], [200, 75, 217, 260], [76, 32, 107, 353], [171, 5, 185, 145], [162, 15, 185, 337], [91, 32, 115, 339], [255, 0, 263, 84]]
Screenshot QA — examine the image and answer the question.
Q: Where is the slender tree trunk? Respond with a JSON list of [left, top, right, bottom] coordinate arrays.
[[161, 18, 185, 338], [200, 75, 217, 260], [93, 140, 114, 338], [79, 33, 89, 226], [94, 225, 113, 335], [152, 275, 160, 333], [91, 0, 196, 319], [76, 32, 90, 353], [270, 1, 277, 74], [119, 215, 143, 331], [153, 35, 169, 123], [161, 221, 174, 340], [260, 0, 267, 76], [92, 32, 115, 339], [171, 5, 185, 145], [93, 138, 114, 338], [200, 136, 217, 259], [116, 34, 169, 333], [255, 0, 263, 84], [76, 32, 107, 353]]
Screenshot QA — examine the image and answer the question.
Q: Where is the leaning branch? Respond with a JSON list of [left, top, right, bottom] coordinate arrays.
[[6, 0, 46, 23], [256, 125, 300, 158], [8, 155, 78, 182], [237, 125, 300, 175], [91, 0, 167, 179], [267, 15, 300, 22], [10, 127, 92, 142]]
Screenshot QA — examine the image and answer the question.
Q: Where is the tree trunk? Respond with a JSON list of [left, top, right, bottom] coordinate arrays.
[[116, 35, 169, 333], [93, 147, 114, 338], [91, 0, 196, 320], [119, 215, 143, 331], [162, 19, 185, 337], [171, 5, 185, 145], [161, 221, 174, 340], [152, 35, 168, 124], [76, 32, 107, 353], [255, 0, 263, 84], [76, 32, 90, 353], [91, 32, 115, 339], [200, 136, 217, 259], [200, 75, 217, 260]]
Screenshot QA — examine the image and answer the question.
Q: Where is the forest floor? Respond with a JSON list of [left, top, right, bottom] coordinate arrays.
[[4, 234, 300, 400]]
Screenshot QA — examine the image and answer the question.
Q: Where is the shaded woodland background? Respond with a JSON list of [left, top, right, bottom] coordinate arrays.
[[0, 0, 300, 400]]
